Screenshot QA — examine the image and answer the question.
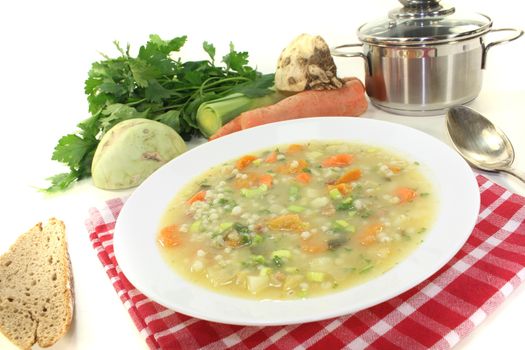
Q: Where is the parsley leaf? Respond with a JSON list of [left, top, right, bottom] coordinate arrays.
[[51, 134, 94, 168], [152, 110, 181, 131], [144, 80, 173, 102], [233, 73, 275, 97], [233, 223, 250, 234], [203, 41, 216, 63], [99, 104, 148, 133], [223, 42, 250, 74], [272, 255, 284, 267], [44, 171, 80, 193]]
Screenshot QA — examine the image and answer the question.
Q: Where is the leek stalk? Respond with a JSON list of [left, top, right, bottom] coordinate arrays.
[[196, 92, 285, 137]]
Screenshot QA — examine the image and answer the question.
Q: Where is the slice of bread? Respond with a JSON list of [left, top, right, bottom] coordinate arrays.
[[0, 218, 73, 349]]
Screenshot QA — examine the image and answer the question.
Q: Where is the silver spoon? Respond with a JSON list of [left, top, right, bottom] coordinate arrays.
[[447, 105, 525, 183]]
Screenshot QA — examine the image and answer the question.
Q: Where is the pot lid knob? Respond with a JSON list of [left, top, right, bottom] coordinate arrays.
[[391, 0, 455, 19]]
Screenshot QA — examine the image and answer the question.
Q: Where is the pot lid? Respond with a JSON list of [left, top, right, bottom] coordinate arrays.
[[358, 0, 492, 45]]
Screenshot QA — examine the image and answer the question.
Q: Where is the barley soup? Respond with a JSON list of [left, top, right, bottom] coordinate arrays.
[[158, 141, 437, 299]]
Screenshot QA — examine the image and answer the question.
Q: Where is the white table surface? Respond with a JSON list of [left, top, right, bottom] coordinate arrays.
[[0, 0, 524, 349]]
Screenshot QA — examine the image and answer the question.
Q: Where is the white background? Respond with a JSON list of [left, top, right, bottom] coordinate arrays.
[[0, 0, 523, 349]]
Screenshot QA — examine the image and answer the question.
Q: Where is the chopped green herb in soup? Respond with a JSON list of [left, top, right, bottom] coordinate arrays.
[[158, 142, 437, 299]]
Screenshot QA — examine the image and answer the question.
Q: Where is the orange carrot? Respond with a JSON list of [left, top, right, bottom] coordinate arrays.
[[259, 174, 274, 188], [388, 165, 401, 174], [208, 115, 242, 140], [187, 190, 206, 205], [395, 187, 417, 203], [158, 225, 182, 247], [236, 155, 257, 170], [287, 144, 304, 154], [358, 223, 383, 246], [267, 214, 307, 232], [265, 151, 277, 163], [322, 154, 354, 168], [301, 238, 328, 254], [291, 159, 308, 174], [233, 173, 259, 189], [328, 183, 350, 195], [209, 78, 368, 140], [336, 169, 362, 184], [277, 159, 308, 174], [296, 172, 312, 184]]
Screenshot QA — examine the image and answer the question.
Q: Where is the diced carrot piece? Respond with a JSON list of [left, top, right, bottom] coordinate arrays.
[[287, 144, 304, 154], [338, 183, 350, 195], [328, 183, 350, 195], [358, 223, 383, 246], [233, 172, 259, 189], [295, 172, 311, 184], [336, 169, 362, 184], [187, 190, 206, 205], [290, 159, 308, 174], [301, 238, 328, 254], [265, 151, 277, 163], [158, 225, 182, 247], [322, 154, 354, 168], [277, 159, 308, 174], [267, 214, 307, 232], [395, 187, 417, 203], [388, 165, 401, 174], [259, 174, 273, 188], [236, 155, 257, 170]]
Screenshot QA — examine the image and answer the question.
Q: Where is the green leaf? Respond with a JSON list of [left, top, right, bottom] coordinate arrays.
[[181, 69, 204, 86], [138, 35, 187, 63], [148, 34, 165, 46], [51, 134, 93, 168], [233, 223, 250, 234], [182, 96, 207, 128], [203, 41, 216, 62], [152, 110, 181, 132], [144, 79, 173, 102], [77, 115, 101, 141], [43, 171, 79, 193], [86, 92, 113, 115], [223, 42, 249, 73], [129, 59, 156, 87], [149, 34, 187, 54], [98, 80, 127, 96], [84, 76, 102, 95], [78, 147, 96, 178], [232, 73, 275, 98], [336, 202, 354, 211], [100, 104, 148, 132], [272, 255, 284, 267]]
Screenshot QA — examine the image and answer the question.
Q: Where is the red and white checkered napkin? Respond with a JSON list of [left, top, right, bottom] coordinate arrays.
[[85, 175, 525, 350]]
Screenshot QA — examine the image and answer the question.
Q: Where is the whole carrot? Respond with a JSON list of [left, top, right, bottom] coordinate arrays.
[[209, 78, 367, 140]]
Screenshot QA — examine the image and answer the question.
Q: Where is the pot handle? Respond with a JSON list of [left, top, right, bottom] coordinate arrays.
[[482, 28, 524, 69], [331, 44, 372, 76]]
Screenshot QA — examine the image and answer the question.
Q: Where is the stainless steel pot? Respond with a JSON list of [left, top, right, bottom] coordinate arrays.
[[332, 0, 523, 116]]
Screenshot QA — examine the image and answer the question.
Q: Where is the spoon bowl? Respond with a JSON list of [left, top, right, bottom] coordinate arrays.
[[447, 106, 525, 182]]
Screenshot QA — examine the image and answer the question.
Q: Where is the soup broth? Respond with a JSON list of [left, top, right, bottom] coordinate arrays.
[[158, 141, 437, 299]]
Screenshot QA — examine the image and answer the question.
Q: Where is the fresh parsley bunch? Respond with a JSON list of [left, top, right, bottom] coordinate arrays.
[[48, 34, 273, 192]]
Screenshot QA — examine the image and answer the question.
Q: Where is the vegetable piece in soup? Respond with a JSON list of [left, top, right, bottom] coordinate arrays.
[[158, 141, 437, 299]]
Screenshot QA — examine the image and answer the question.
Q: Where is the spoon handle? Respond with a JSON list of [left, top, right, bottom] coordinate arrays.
[[501, 167, 525, 184]]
